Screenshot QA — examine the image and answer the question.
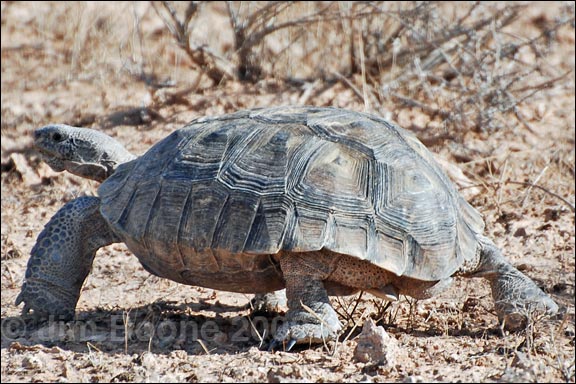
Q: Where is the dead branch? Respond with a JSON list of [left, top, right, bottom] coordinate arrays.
[[152, 1, 234, 83]]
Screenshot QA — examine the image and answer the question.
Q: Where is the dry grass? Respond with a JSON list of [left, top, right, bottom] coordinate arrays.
[[144, 2, 575, 135]]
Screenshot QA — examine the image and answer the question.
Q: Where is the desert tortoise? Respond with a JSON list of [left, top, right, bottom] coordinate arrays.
[[17, 106, 558, 349]]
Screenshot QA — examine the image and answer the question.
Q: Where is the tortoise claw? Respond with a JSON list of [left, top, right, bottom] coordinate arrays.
[[267, 338, 297, 352], [285, 338, 297, 351], [267, 339, 280, 352]]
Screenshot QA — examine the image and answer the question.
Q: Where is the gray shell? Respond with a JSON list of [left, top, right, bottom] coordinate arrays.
[[98, 106, 484, 291]]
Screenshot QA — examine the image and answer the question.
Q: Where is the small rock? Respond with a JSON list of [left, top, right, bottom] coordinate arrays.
[[543, 208, 560, 222], [22, 355, 44, 370], [353, 318, 398, 366], [139, 351, 157, 370], [513, 227, 528, 237], [168, 350, 188, 360], [402, 375, 425, 383], [251, 291, 288, 312]]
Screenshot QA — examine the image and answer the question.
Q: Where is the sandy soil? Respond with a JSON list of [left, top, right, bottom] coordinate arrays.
[[1, 2, 574, 382]]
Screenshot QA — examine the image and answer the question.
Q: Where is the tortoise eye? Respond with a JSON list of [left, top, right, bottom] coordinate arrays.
[[52, 132, 63, 142]]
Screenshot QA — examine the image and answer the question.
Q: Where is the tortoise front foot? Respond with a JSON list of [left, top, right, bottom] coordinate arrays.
[[269, 301, 342, 351], [16, 279, 77, 321]]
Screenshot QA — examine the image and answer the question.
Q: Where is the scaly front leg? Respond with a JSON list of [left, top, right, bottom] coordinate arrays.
[[16, 196, 119, 320]]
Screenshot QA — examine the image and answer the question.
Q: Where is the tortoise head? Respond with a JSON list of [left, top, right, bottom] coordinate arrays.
[[34, 124, 136, 182]]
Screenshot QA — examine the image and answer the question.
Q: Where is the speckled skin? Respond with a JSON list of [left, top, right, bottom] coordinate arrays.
[[16, 196, 119, 319], [17, 107, 559, 348]]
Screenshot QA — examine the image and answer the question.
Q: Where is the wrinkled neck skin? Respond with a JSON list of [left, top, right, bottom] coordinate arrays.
[[41, 155, 111, 182]]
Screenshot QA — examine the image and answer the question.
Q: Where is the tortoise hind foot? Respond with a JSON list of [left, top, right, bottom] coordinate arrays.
[[269, 301, 342, 351], [273, 254, 343, 350]]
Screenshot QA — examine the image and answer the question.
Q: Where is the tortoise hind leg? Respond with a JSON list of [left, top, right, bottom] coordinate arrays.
[[16, 196, 119, 320], [270, 252, 342, 350], [462, 235, 558, 330]]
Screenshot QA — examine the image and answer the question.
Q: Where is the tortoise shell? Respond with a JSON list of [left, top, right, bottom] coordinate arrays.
[[98, 106, 484, 292]]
